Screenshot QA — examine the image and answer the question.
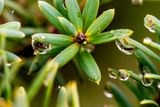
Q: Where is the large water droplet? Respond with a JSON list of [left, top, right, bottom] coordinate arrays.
[[108, 68, 118, 79], [141, 74, 153, 87], [141, 66, 153, 87], [32, 38, 51, 55], [119, 69, 130, 81], [144, 15, 156, 33], [115, 38, 136, 55], [104, 91, 113, 98]]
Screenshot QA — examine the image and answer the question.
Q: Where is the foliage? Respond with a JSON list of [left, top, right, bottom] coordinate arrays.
[[0, 0, 160, 107]]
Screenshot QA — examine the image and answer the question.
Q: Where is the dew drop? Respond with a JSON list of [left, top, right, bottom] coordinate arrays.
[[85, 44, 95, 53], [132, 0, 143, 5], [10, 9, 15, 14], [143, 37, 152, 44], [119, 69, 130, 81], [6, 63, 12, 67], [141, 66, 153, 87], [58, 86, 62, 90], [141, 74, 153, 87], [157, 82, 160, 89], [115, 38, 136, 55], [32, 38, 51, 55], [108, 68, 118, 79], [104, 91, 113, 98], [144, 15, 156, 33]]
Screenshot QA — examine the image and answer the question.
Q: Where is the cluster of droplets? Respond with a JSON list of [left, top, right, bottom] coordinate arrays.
[[108, 68, 130, 81], [115, 38, 136, 55], [141, 66, 153, 87], [31, 38, 51, 55]]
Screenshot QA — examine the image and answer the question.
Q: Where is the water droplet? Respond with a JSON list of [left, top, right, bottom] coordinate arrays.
[[58, 86, 61, 89], [10, 9, 15, 14], [143, 37, 152, 44], [157, 82, 160, 89], [141, 74, 153, 87], [6, 63, 12, 67], [32, 38, 51, 55], [85, 44, 95, 53], [104, 104, 109, 107], [144, 15, 156, 33], [62, 3, 67, 10], [132, 0, 143, 5], [115, 38, 136, 55], [119, 69, 130, 81], [141, 66, 153, 87], [108, 68, 118, 79], [104, 91, 113, 98]]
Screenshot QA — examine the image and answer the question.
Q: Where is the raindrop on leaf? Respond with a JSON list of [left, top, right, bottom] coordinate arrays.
[[119, 69, 130, 81], [141, 66, 153, 87], [115, 38, 136, 55], [141, 74, 153, 87], [108, 68, 118, 79], [157, 82, 160, 89], [31, 38, 51, 55], [144, 15, 156, 33]]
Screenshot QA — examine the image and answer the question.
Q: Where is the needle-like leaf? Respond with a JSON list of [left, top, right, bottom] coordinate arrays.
[[86, 9, 115, 37], [0, 22, 21, 29], [76, 48, 101, 84], [65, 0, 83, 32], [82, 0, 99, 32], [32, 33, 73, 46], [38, 1, 65, 33]]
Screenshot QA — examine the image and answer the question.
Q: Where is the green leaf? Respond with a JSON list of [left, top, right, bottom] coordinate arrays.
[[82, 0, 99, 32], [32, 33, 73, 46], [65, 0, 83, 32], [43, 64, 58, 107], [128, 38, 160, 63], [0, 0, 4, 14], [0, 22, 21, 29], [20, 27, 46, 36], [106, 82, 133, 107], [56, 87, 69, 107], [122, 80, 143, 100], [66, 81, 80, 107], [88, 29, 133, 44], [28, 63, 59, 101], [5, 0, 30, 20], [140, 99, 159, 107], [53, 43, 80, 67], [58, 17, 78, 36], [14, 87, 30, 107], [53, 0, 68, 18], [0, 29, 25, 39], [5, 51, 21, 63], [134, 49, 158, 74], [144, 73, 160, 80], [38, 1, 65, 33], [86, 9, 115, 37], [76, 48, 101, 84]]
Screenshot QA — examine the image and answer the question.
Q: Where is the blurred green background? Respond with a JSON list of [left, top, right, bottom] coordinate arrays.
[[1, 0, 160, 107]]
